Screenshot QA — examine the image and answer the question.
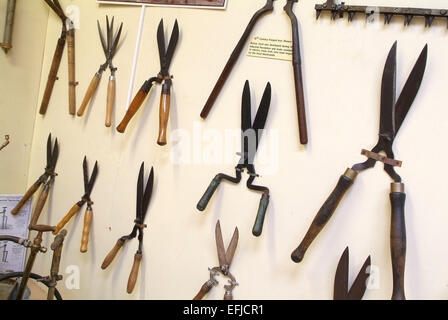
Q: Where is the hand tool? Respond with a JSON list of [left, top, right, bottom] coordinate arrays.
[[333, 247, 371, 300], [291, 42, 428, 301], [53, 157, 98, 253], [197, 80, 271, 237], [193, 220, 239, 300], [1, 0, 16, 54], [40, 0, 77, 116], [11, 134, 59, 222], [117, 19, 179, 146], [0, 135, 9, 151], [101, 163, 154, 294], [77, 16, 123, 127]]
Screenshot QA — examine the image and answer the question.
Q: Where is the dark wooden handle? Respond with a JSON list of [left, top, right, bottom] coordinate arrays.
[[157, 84, 171, 146], [78, 73, 101, 117], [67, 30, 76, 116], [291, 171, 355, 263], [80, 208, 93, 253], [127, 253, 142, 294], [117, 84, 150, 133], [105, 76, 116, 127], [30, 183, 51, 226], [101, 239, 124, 269], [390, 188, 406, 300], [53, 203, 82, 235], [197, 176, 221, 211], [252, 193, 269, 237], [193, 280, 215, 300], [11, 181, 41, 215]]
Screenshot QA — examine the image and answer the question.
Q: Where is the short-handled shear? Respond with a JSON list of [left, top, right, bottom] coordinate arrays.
[[117, 19, 179, 146], [291, 42, 428, 300], [53, 156, 98, 253], [78, 16, 123, 127], [11, 134, 59, 224], [101, 163, 154, 294], [193, 220, 239, 300], [197, 81, 272, 237]]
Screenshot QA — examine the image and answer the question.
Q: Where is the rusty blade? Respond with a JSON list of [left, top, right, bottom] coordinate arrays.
[[333, 247, 349, 300], [215, 220, 227, 267], [379, 41, 397, 140], [225, 227, 239, 267]]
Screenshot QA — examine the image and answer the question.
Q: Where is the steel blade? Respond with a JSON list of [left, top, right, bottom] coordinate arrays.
[[347, 256, 371, 300], [86, 161, 99, 197], [141, 167, 154, 222], [163, 20, 179, 75], [215, 220, 227, 267], [157, 19, 166, 73], [225, 227, 239, 267], [110, 22, 123, 58], [334, 247, 349, 300], [106, 16, 112, 54], [83, 156, 89, 193], [51, 138, 59, 171], [252, 82, 271, 148], [136, 162, 144, 222], [97, 20, 108, 56], [379, 41, 397, 140], [46, 134, 52, 170], [241, 80, 252, 132]]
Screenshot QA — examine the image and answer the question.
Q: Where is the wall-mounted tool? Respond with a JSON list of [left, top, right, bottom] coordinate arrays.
[[291, 42, 427, 301], [315, 0, 448, 27], [77, 16, 123, 127], [0, 135, 10, 151], [0, 0, 16, 54], [197, 81, 271, 237], [117, 19, 179, 146], [101, 163, 154, 294]]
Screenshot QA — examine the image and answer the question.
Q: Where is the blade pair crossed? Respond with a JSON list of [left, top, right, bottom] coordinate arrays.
[[215, 220, 238, 275]]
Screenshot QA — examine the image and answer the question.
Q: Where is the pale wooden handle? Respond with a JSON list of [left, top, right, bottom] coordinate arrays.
[[78, 74, 101, 117], [53, 203, 81, 235], [127, 253, 142, 294], [11, 181, 41, 215], [80, 208, 93, 253], [105, 77, 115, 127], [101, 239, 124, 269], [157, 86, 171, 146], [116, 89, 149, 133], [67, 30, 76, 116]]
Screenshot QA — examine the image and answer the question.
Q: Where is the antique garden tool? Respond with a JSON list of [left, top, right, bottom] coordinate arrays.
[[77, 16, 123, 127], [333, 247, 371, 300], [101, 163, 154, 294], [11, 134, 59, 220], [1, 0, 16, 54], [193, 220, 239, 300], [197, 81, 271, 237], [291, 42, 428, 300], [117, 19, 179, 146], [53, 157, 98, 253], [40, 0, 77, 116]]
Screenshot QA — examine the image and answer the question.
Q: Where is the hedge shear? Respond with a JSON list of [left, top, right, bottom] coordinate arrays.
[[197, 80, 272, 237], [101, 163, 154, 294], [193, 220, 239, 300], [291, 42, 428, 300]]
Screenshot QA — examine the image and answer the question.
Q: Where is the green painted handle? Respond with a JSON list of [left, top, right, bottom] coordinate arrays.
[[252, 193, 269, 237], [197, 176, 221, 211]]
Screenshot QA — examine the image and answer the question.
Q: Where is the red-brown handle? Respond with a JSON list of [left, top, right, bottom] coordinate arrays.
[[11, 181, 41, 215], [78, 73, 101, 117], [193, 280, 215, 300], [101, 239, 124, 269], [80, 207, 93, 253], [105, 76, 116, 127], [127, 253, 142, 294], [53, 203, 82, 235], [157, 82, 171, 146]]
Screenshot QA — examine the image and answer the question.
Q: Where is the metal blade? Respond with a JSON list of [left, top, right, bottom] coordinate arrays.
[[110, 22, 123, 58], [157, 19, 166, 73], [83, 156, 89, 193], [394, 44, 428, 135], [86, 161, 99, 198], [241, 80, 252, 132], [379, 41, 397, 140], [347, 256, 371, 300], [50, 138, 59, 171], [252, 82, 271, 148], [225, 227, 239, 267], [46, 134, 52, 170], [334, 247, 349, 300], [97, 20, 108, 56], [163, 20, 179, 75], [136, 163, 144, 222], [107, 16, 112, 54], [141, 167, 154, 222], [215, 220, 227, 267]]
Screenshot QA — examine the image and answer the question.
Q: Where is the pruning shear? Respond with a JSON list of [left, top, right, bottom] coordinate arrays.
[[11, 134, 59, 225], [193, 220, 239, 300], [54, 156, 98, 253], [197, 81, 271, 237], [101, 163, 154, 294], [77, 16, 123, 128], [117, 19, 179, 146], [333, 247, 371, 300], [291, 42, 428, 300]]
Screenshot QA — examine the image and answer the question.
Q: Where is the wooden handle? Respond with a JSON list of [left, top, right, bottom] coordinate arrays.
[[224, 292, 233, 300], [116, 83, 150, 133], [193, 280, 215, 300], [67, 30, 76, 116], [53, 203, 82, 235], [78, 73, 101, 117], [30, 183, 50, 226], [11, 181, 41, 215], [105, 76, 116, 127], [157, 83, 171, 146], [80, 208, 93, 253], [101, 239, 124, 269], [127, 253, 142, 294]]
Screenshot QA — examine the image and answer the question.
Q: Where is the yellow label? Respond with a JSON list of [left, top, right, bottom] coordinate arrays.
[[247, 36, 293, 61]]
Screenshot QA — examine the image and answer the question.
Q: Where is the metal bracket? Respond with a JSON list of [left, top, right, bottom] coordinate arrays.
[[361, 149, 402, 167]]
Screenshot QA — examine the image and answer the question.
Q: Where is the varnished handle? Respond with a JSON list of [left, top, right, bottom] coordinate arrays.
[[127, 253, 142, 294], [53, 203, 82, 234], [252, 193, 269, 237], [193, 280, 215, 300], [67, 29, 76, 116], [78, 73, 101, 117], [291, 169, 356, 263], [11, 181, 41, 215], [80, 207, 93, 253], [197, 176, 221, 211], [101, 239, 124, 269], [157, 82, 171, 146], [105, 76, 116, 127], [30, 183, 51, 226]]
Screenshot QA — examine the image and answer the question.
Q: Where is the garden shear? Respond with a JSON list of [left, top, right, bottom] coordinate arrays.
[[193, 220, 239, 300], [101, 163, 154, 294], [197, 80, 272, 237], [291, 42, 428, 300], [77, 16, 123, 127]]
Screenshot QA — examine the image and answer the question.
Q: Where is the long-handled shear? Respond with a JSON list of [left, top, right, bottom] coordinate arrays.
[[101, 163, 154, 294], [117, 19, 179, 146], [11, 134, 59, 225], [77, 16, 123, 128], [333, 247, 371, 300], [53, 156, 98, 253], [197, 81, 271, 237], [291, 42, 428, 300], [193, 220, 239, 300]]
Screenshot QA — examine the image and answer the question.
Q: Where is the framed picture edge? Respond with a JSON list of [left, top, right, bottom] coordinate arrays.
[[96, 0, 228, 10]]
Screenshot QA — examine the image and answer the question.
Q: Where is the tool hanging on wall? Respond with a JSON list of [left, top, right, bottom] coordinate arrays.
[[11, 134, 59, 221], [53, 157, 98, 253], [291, 42, 428, 301], [77, 16, 123, 127], [197, 81, 271, 237], [0, 0, 16, 54], [315, 0, 448, 27], [40, 0, 77, 116], [117, 19, 179, 146], [0, 135, 10, 151], [101, 163, 154, 294], [200, 0, 309, 145], [193, 220, 239, 300]]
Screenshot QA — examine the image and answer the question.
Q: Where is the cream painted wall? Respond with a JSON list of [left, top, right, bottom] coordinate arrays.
[[6, 0, 448, 300]]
